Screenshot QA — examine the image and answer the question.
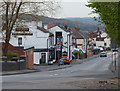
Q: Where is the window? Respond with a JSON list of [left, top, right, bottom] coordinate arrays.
[[18, 37, 22, 45], [96, 38, 104, 41], [56, 32, 62, 44]]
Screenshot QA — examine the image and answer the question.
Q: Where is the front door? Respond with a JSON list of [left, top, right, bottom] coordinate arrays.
[[41, 53, 46, 63]]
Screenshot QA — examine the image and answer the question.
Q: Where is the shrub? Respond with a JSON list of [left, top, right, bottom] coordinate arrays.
[[40, 58, 43, 64], [73, 51, 83, 55], [106, 47, 111, 51], [72, 59, 77, 61], [7, 52, 18, 61]]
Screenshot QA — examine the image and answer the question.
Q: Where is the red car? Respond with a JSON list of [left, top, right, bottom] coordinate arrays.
[[60, 56, 70, 65]]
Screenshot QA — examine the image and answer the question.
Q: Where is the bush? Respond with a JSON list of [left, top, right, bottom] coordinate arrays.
[[106, 47, 111, 51], [7, 52, 18, 61], [72, 59, 77, 61], [40, 58, 43, 64], [73, 51, 83, 59], [73, 51, 82, 55]]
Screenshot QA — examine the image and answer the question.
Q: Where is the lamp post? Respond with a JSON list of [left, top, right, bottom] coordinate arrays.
[[18, 37, 22, 70]]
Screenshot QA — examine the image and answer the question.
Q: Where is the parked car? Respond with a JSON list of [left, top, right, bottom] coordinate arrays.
[[112, 48, 118, 52], [72, 48, 85, 54], [100, 52, 107, 57], [48, 60, 53, 65], [60, 56, 70, 65]]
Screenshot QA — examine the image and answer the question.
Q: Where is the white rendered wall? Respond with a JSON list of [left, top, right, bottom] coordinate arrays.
[[9, 21, 49, 49], [34, 52, 48, 64]]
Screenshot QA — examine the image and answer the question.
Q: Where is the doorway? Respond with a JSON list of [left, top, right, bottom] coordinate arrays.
[[41, 53, 46, 63]]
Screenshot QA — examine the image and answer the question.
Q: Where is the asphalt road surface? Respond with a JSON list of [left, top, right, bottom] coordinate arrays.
[[2, 52, 118, 89]]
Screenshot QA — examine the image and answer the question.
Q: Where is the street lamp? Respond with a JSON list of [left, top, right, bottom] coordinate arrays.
[[18, 37, 22, 70]]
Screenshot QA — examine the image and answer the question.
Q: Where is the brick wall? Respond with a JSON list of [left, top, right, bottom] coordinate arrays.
[[1, 42, 25, 56], [25, 48, 34, 69]]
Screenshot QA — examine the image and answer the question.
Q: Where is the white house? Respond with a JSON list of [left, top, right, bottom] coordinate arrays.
[[46, 25, 73, 61], [95, 30, 111, 48], [88, 29, 111, 49], [9, 21, 53, 65]]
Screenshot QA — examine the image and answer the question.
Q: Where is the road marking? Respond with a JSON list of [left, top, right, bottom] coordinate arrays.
[[49, 75, 53, 76], [54, 74, 58, 76]]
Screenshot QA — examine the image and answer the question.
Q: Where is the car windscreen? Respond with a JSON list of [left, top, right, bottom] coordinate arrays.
[[101, 53, 106, 54]]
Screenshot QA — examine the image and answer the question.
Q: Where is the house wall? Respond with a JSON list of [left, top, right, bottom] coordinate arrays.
[[76, 39, 84, 49], [10, 22, 49, 49], [104, 38, 111, 47], [34, 52, 48, 64], [95, 37, 111, 48], [48, 26, 72, 60], [48, 26, 68, 50], [25, 48, 34, 69], [96, 41, 104, 47]]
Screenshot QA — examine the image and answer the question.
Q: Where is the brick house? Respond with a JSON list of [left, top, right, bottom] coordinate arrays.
[[1, 42, 25, 57]]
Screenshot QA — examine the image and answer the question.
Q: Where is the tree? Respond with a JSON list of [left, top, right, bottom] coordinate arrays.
[[0, 0, 60, 56], [86, 1, 120, 47]]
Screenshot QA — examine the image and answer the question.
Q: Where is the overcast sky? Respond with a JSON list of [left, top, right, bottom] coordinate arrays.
[[54, 0, 98, 18]]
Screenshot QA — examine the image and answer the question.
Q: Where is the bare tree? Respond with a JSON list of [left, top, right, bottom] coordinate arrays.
[[0, 0, 60, 56]]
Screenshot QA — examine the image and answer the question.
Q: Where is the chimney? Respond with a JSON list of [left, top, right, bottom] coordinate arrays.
[[68, 28, 71, 31], [105, 28, 107, 32], [97, 27, 99, 32], [64, 24, 68, 29], [42, 25, 44, 29], [44, 24, 48, 29], [37, 21, 42, 27]]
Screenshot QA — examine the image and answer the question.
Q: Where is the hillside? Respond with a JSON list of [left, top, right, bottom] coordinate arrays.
[[64, 17, 101, 25], [18, 14, 98, 32]]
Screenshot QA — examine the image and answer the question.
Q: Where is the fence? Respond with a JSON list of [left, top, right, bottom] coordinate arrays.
[[0, 57, 26, 71]]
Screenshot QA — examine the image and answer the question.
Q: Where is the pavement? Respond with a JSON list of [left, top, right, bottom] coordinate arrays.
[[108, 51, 119, 76], [1, 54, 100, 76]]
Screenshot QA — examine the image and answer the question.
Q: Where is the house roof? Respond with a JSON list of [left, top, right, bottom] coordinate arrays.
[[58, 25, 70, 32], [37, 26, 53, 36], [47, 24, 71, 33], [88, 32, 98, 38], [71, 28, 88, 39], [24, 46, 34, 51], [47, 23, 56, 29], [37, 26, 50, 33]]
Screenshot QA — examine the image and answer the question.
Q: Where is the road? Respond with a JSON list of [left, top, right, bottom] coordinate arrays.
[[2, 52, 118, 89]]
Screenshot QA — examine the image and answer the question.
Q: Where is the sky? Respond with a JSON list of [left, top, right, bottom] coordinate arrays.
[[54, 0, 98, 18]]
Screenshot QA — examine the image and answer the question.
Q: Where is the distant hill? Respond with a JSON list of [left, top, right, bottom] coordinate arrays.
[[63, 17, 101, 25], [15, 14, 100, 32]]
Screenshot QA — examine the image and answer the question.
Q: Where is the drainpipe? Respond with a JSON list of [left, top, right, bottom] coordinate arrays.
[[69, 34, 70, 60], [67, 34, 69, 57], [46, 39, 49, 64]]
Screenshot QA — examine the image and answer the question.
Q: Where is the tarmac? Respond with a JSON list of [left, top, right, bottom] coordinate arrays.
[[1, 54, 101, 76]]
